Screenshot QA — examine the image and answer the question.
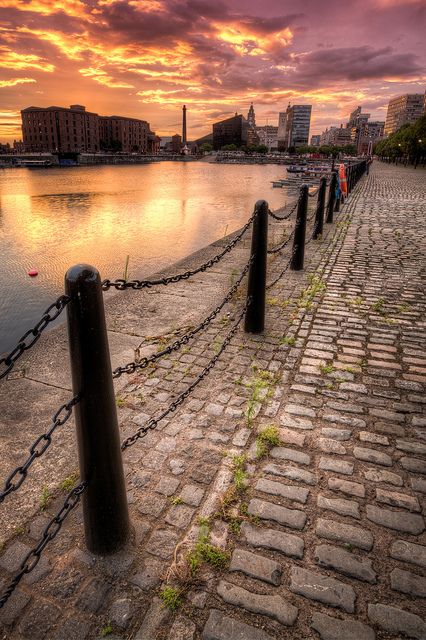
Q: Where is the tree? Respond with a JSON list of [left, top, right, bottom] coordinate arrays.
[[200, 142, 213, 153], [257, 144, 268, 154], [221, 144, 237, 151]]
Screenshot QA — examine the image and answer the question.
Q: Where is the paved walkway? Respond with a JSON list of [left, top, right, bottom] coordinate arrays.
[[0, 162, 425, 639]]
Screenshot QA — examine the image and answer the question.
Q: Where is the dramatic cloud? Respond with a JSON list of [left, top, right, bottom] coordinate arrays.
[[0, 0, 424, 141]]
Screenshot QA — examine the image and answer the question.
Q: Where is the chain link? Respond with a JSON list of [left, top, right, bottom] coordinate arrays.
[[266, 250, 295, 290], [267, 200, 298, 221], [113, 258, 252, 378], [121, 303, 248, 450], [0, 296, 71, 380], [267, 230, 295, 255], [0, 395, 80, 505], [102, 215, 255, 292], [0, 482, 86, 609]]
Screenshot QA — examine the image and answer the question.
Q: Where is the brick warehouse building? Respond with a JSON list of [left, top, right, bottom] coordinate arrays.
[[21, 105, 157, 154]]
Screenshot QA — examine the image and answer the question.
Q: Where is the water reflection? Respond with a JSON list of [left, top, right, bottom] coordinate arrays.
[[0, 162, 290, 353]]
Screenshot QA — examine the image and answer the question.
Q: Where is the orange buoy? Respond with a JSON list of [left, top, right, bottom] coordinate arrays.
[[28, 269, 38, 277], [339, 163, 348, 197]]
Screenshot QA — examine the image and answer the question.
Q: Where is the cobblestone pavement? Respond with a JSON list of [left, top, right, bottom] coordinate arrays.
[[1, 162, 425, 639]]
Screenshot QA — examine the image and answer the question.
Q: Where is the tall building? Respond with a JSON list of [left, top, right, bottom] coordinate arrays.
[[212, 113, 258, 149], [310, 135, 320, 147], [21, 104, 156, 154], [247, 103, 256, 128], [384, 94, 425, 136], [182, 105, 187, 145], [277, 110, 288, 150], [277, 104, 312, 149]]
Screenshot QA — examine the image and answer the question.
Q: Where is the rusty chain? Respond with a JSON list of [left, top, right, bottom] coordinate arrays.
[[121, 302, 248, 450], [266, 250, 295, 290], [267, 200, 298, 221], [102, 214, 255, 292], [113, 258, 252, 378], [267, 230, 295, 255], [0, 296, 71, 380], [0, 395, 80, 505], [0, 482, 87, 609]]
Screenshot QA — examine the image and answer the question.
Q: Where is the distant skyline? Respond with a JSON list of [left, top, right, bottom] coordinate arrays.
[[0, 0, 425, 143]]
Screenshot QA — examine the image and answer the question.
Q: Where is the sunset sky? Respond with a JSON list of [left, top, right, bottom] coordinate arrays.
[[0, 0, 425, 143]]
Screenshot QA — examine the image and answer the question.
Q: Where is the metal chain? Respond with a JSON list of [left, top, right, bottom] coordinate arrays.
[[267, 230, 294, 255], [266, 250, 295, 290], [121, 303, 248, 450], [102, 215, 255, 292], [0, 296, 71, 380], [113, 258, 252, 378], [0, 482, 86, 609], [267, 200, 298, 221], [0, 395, 80, 505]]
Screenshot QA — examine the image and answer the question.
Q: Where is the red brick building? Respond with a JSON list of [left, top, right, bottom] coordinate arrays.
[[21, 105, 157, 154]]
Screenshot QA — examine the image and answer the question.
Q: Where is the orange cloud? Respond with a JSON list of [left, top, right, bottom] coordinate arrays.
[[0, 0, 89, 18], [0, 77, 36, 87], [0, 46, 55, 71], [79, 67, 135, 88]]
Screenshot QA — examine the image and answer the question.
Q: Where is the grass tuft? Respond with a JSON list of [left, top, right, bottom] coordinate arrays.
[[256, 425, 281, 459], [159, 586, 183, 610]]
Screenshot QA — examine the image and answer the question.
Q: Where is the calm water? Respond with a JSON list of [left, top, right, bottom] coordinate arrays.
[[0, 161, 290, 353]]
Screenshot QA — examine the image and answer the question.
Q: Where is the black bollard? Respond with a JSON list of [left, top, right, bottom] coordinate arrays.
[[312, 177, 327, 239], [290, 185, 308, 270], [65, 264, 130, 555], [326, 172, 337, 223], [244, 200, 268, 333]]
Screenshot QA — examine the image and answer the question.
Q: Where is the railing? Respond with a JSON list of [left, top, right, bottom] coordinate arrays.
[[0, 160, 367, 607]]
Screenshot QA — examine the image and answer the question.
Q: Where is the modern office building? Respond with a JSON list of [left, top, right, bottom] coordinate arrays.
[[212, 113, 258, 149], [310, 135, 320, 147], [21, 104, 156, 154], [277, 104, 312, 149], [384, 94, 425, 136]]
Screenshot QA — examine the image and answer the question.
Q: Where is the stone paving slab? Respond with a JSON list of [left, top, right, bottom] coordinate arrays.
[[1, 162, 425, 639]]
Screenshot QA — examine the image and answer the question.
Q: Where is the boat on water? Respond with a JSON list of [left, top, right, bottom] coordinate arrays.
[[16, 159, 54, 168], [287, 164, 307, 173]]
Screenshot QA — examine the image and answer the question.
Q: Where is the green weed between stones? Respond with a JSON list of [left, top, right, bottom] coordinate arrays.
[[297, 275, 326, 310], [371, 297, 385, 314], [187, 520, 230, 575], [101, 624, 113, 637], [231, 454, 248, 491], [256, 425, 281, 459], [245, 365, 278, 426], [159, 586, 184, 611], [40, 485, 52, 511], [279, 335, 296, 346], [59, 471, 79, 492], [170, 496, 183, 505], [320, 363, 334, 375]]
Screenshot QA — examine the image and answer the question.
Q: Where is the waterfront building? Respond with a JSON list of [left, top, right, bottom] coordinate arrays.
[[99, 114, 149, 153], [276, 104, 312, 149], [277, 110, 287, 150], [256, 125, 278, 150], [21, 104, 156, 154], [212, 113, 258, 149], [22, 104, 99, 153], [171, 134, 182, 153], [320, 125, 351, 147], [310, 135, 320, 147], [384, 94, 425, 136]]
